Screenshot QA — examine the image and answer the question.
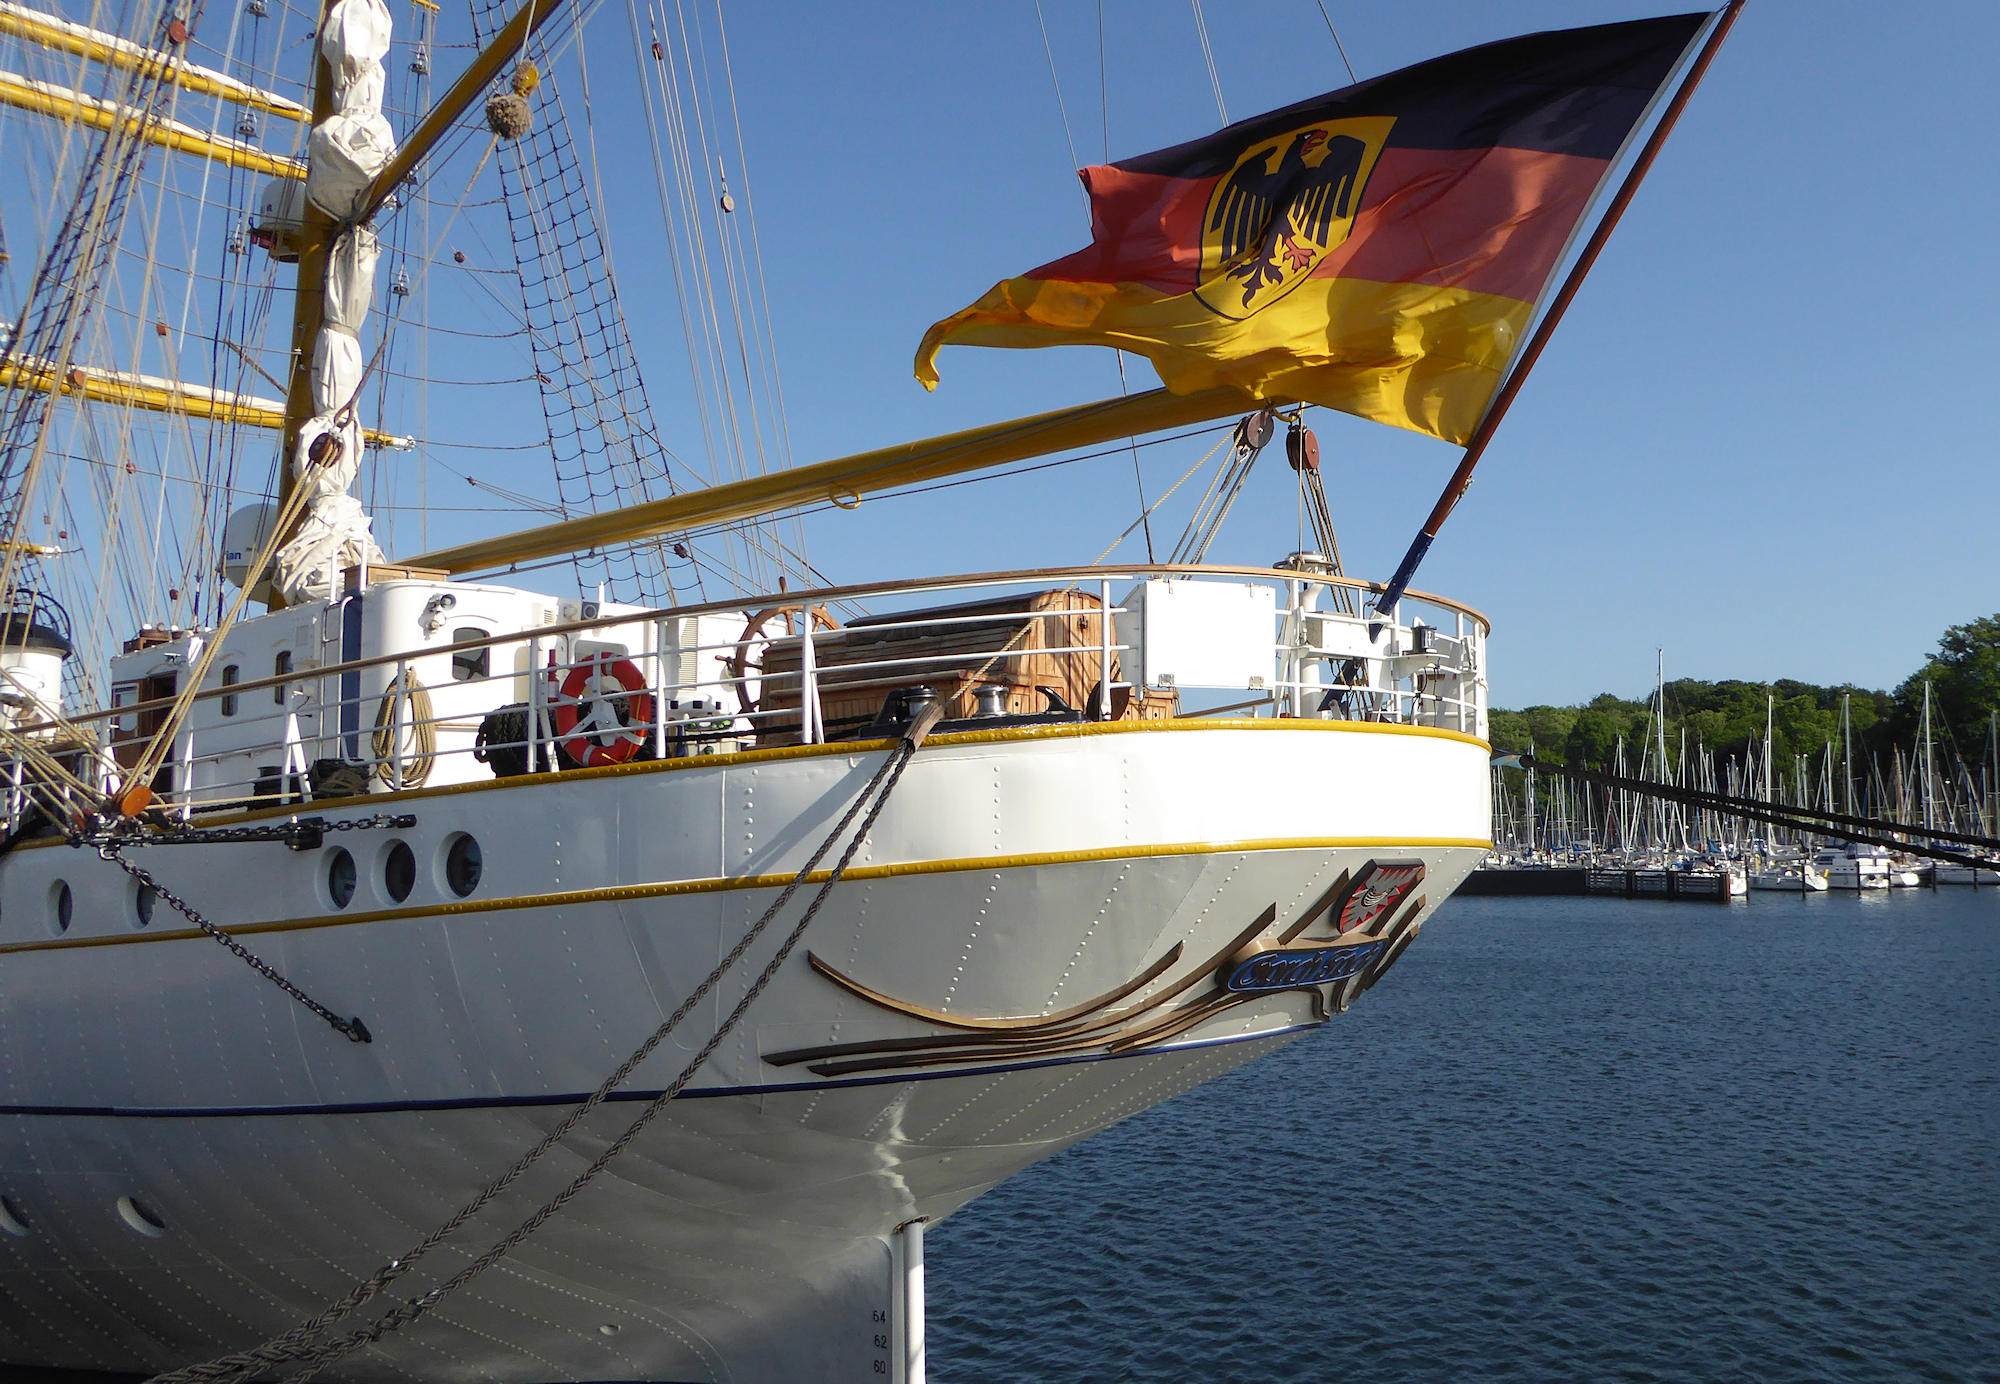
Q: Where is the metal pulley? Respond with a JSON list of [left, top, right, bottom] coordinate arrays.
[[306, 427, 346, 470], [1286, 419, 1319, 473], [1234, 407, 1276, 453]]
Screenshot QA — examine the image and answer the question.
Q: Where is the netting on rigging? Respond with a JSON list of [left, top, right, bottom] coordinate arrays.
[[467, 0, 687, 606]]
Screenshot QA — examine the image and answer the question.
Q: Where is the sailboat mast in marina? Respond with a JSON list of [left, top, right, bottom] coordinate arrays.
[[0, 5, 1738, 1381]]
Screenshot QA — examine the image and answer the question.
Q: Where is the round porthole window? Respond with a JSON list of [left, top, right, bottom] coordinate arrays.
[[0, 1194, 29, 1238], [134, 883, 157, 929], [50, 881, 72, 935], [443, 834, 482, 898], [327, 849, 357, 910], [384, 841, 416, 903], [116, 1195, 166, 1237]]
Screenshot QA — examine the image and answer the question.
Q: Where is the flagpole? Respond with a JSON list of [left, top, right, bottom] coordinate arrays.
[[1371, 0, 1745, 621]]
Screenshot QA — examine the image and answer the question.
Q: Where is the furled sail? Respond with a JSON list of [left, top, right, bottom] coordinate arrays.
[[273, 0, 396, 603]]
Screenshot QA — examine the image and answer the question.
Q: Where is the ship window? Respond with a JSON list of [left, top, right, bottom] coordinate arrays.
[[50, 881, 72, 935], [273, 649, 292, 704], [220, 664, 240, 716], [134, 883, 156, 929], [116, 1196, 166, 1237], [112, 682, 139, 735], [451, 628, 489, 682], [0, 1195, 28, 1237], [384, 841, 416, 903], [444, 833, 482, 897], [326, 848, 357, 909]]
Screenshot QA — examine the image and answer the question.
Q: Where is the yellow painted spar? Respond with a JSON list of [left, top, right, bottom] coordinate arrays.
[[406, 385, 1263, 574], [0, 357, 412, 450], [0, 69, 304, 178], [0, 1, 309, 120]]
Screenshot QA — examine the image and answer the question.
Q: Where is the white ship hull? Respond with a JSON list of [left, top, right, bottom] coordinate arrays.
[[0, 719, 1490, 1381]]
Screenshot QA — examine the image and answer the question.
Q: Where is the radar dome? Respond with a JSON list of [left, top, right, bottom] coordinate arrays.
[[219, 502, 280, 602]]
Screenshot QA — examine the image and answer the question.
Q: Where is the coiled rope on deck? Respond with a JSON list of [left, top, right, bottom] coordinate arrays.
[[370, 670, 437, 788], [148, 702, 945, 1384]]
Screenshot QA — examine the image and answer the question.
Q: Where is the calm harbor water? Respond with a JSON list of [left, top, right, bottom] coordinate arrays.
[[928, 888, 2000, 1383]]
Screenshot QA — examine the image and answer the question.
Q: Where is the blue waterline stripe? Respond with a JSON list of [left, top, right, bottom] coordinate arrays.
[[0, 1022, 1315, 1120]]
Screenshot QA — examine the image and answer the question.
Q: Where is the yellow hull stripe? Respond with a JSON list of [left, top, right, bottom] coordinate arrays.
[[2, 716, 1488, 845], [0, 835, 1492, 956]]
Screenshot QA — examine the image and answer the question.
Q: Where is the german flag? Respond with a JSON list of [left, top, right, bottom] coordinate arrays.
[[916, 13, 1711, 444]]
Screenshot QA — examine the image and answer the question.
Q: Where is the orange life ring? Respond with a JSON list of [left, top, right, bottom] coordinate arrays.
[[548, 652, 655, 768]]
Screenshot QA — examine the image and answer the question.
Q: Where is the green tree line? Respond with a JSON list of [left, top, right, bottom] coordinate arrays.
[[1488, 613, 2000, 774]]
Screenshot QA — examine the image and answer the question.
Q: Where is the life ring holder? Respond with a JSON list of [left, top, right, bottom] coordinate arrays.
[[547, 651, 656, 768], [725, 604, 840, 719]]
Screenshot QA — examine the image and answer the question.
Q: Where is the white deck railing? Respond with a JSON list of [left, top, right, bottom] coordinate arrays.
[[3, 564, 1487, 827]]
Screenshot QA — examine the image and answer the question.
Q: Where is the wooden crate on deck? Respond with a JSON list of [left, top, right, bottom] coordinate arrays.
[[759, 588, 1126, 741]]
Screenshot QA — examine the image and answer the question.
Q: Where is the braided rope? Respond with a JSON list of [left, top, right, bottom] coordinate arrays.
[[149, 714, 936, 1383]]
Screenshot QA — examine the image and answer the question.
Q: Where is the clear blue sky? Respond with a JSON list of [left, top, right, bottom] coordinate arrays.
[[19, 1, 1988, 710], [552, 0, 1995, 710]]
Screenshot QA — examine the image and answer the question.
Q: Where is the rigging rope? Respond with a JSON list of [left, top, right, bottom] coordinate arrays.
[[1168, 408, 1279, 564], [146, 703, 945, 1384], [0, 0, 186, 610], [1189, 0, 1229, 123], [1312, 0, 1361, 85], [466, 0, 685, 606]]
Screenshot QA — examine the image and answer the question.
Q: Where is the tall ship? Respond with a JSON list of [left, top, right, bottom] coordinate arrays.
[[0, 4, 1735, 1380]]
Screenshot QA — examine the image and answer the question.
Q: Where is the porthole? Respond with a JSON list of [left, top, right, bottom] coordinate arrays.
[[383, 840, 416, 903], [50, 881, 72, 935], [443, 834, 482, 898], [326, 848, 357, 910], [134, 882, 157, 929], [116, 1195, 166, 1237], [0, 1195, 29, 1237]]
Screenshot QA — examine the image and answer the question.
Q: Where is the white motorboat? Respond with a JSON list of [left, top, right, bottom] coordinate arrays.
[[1818, 844, 1894, 891], [1749, 863, 1829, 893]]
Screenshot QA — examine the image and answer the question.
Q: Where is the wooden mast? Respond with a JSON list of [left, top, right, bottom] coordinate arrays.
[[268, 0, 342, 607], [270, 0, 569, 598]]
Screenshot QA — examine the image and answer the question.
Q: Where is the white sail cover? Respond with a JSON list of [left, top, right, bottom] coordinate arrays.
[[305, 0, 396, 218], [275, 0, 393, 603]]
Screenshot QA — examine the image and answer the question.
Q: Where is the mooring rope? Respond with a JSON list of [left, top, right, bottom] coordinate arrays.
[[148, 702, 943, 1384]]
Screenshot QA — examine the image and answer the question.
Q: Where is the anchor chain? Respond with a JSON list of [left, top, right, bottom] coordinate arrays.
[[149, 706, 944, 1384], [76, 815, 414, 1045], [100, 812, 417, 852]]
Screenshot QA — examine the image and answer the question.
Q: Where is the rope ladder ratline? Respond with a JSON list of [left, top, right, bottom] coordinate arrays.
[[147, 704, 945, 1384]]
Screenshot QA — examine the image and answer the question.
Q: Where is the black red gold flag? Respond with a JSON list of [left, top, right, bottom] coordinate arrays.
[[915, 14, 1710, 444]]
